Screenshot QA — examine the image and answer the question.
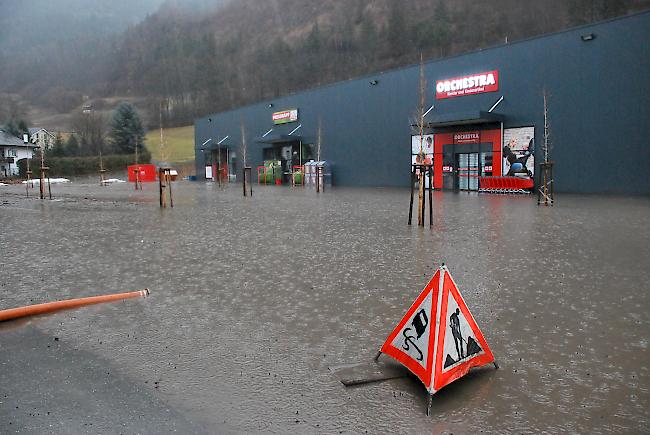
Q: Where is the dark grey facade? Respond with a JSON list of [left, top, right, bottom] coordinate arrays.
[[195, 12, 650, 194]]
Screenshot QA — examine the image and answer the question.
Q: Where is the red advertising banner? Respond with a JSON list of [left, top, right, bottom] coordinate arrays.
[[272, 109, 299, 125], [436, 71, 499, 99], [453, 132, 480, 144]]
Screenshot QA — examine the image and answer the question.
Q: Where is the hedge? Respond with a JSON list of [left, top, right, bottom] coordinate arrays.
[[17, 150, 151, 178]]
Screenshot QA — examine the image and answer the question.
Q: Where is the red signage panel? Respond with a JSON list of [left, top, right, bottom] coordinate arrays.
[[272, 109, 298, 125], [436, 71, 499, 99]]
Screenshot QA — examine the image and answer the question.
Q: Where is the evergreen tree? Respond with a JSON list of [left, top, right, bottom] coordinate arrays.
[[48, 133, 66, 157], [109, 102, 145, 154], [432, 1, 451, 57], [387, 3, 407, 53], [17, 119, 29, 137], [305, 22, 322, 52], [65, 134, 80, 156], [3, 120, 20, 138], [360, 17, 377, 48]]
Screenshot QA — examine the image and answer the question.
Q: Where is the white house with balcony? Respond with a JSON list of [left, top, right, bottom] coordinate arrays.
[[0, 130, 39, 178]]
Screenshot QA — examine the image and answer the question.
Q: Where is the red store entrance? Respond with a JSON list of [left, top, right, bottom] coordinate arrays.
[[433, 129, 502, 191]]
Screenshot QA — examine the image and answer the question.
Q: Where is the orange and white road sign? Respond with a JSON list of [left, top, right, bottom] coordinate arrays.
[[380, 265, 494, 394]]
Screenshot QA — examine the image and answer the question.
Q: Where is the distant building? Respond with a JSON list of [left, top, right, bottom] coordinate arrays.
[[194, 11, 650, 195], [28, 127, 56, 151], [0, 130, 39, 178]]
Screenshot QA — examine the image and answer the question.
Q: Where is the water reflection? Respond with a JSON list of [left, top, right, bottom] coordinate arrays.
[[0, 181, 648, 433]]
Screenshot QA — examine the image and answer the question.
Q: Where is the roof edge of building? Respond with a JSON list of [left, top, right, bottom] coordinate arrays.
[[194, 9, 650, 125]]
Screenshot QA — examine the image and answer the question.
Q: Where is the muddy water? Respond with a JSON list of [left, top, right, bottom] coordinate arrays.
[[1, 181, 648, 433]]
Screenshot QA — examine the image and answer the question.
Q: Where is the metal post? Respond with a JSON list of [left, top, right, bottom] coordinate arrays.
[[420, 167, 426, 226], [25, 165, 31, 198], [408, 165, 415, 225], [428, 165, 433, 226], [159, 168, 164, 208], [168, 170, 173, 208], [217, 145, 222, 187], [243, 166, 247, 196], [248, 167, 252, 196], [39, 154, 45, 199]]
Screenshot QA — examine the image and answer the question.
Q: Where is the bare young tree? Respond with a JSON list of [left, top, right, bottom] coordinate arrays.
[[240, 118, 247, 168], [542, 89, 552, 163], [413, 54, 427, 225], [317, 117, 322, 162], [240, 118, 251, 196], [70, 109, 108, 156]]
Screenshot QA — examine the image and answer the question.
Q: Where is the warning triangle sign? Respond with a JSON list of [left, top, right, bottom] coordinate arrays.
[[380, 269, 440, 388], [379, 266, 494, 394]]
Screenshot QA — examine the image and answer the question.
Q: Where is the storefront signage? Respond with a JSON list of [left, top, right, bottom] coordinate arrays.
[[436, 71, 499, 99], [503, 127, 535, 177], [272, 109, 299, 125], [453, 132, 480, 144], [443, 166, 453, 173]]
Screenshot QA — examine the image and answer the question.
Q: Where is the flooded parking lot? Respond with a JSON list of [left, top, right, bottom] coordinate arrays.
[[1, 180, 649, 433]]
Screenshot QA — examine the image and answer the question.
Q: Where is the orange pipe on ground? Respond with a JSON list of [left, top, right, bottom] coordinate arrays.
[[0, 289, 150, 322]]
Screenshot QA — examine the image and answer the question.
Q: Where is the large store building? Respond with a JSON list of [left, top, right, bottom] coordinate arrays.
[[195, 12, 650, 195]]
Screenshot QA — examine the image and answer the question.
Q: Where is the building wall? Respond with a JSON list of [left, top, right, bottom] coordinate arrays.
[[31, 130, 54, 150], [195, 12, 650, 194], [0, 146, 34, 177]]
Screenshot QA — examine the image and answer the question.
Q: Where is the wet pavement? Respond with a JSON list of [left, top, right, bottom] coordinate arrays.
[[1, 180, 649, 434]]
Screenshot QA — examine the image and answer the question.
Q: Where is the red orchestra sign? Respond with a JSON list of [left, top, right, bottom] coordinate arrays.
[[436, 71, 499, 99]]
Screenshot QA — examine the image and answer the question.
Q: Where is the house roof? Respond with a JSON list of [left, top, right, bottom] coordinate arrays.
[[0, 130, 38, 147], [28, 127, 53, 136]]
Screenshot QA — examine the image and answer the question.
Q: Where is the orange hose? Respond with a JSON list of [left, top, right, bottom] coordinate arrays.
[[0, 289, 150, 322]]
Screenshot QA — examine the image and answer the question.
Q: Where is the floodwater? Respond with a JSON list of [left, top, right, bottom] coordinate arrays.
[[1, 180, 648, 434]]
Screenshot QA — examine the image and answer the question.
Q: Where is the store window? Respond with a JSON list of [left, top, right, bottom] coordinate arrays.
[[502, 127, 535, 177]]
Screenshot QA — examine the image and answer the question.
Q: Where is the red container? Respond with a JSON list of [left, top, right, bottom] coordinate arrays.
[[127, 164, 157, 183]]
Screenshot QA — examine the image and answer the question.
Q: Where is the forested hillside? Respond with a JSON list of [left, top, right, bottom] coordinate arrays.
[[1, 0, 648, 128]]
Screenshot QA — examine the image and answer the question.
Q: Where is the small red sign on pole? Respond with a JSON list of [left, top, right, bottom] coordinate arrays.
[[379, 265, 496, 409]]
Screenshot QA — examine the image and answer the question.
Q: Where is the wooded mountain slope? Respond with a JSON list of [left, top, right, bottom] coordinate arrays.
[[1, 0, 648, 127]]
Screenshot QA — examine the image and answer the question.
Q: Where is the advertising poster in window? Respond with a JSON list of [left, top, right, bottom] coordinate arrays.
[[411, 134, 434, 158], [411, 134, 434, 187], [502, 127, 535, 177]]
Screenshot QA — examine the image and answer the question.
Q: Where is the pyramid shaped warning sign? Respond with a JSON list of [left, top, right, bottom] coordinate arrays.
[[379, 265, 494, 394]]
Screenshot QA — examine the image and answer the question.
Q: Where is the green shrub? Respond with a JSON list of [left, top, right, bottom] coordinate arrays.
[[17, 150, 151, 178]]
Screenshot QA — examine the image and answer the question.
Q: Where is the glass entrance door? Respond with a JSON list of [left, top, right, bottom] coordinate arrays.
[[457, 153, 479, 191]]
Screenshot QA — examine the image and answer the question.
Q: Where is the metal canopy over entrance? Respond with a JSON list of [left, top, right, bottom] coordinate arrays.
[[255, 134, 304, 145], [425, 111, 505, 129]]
